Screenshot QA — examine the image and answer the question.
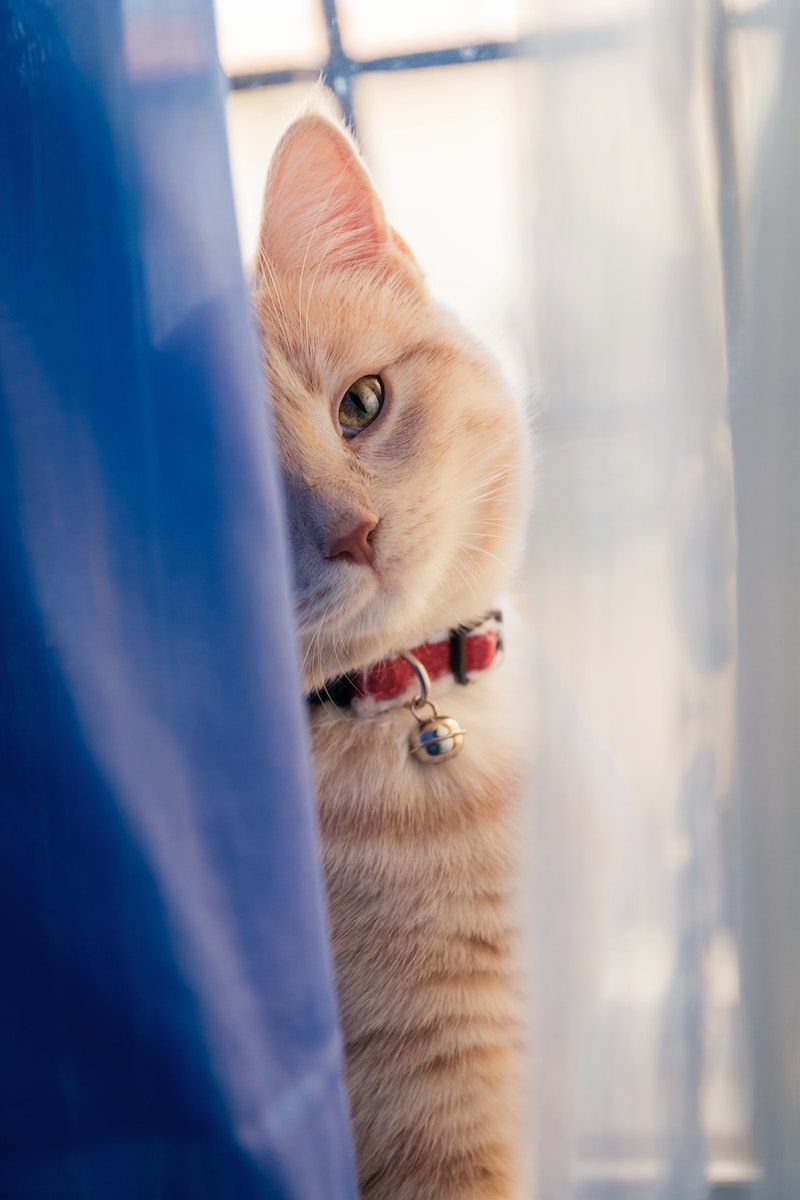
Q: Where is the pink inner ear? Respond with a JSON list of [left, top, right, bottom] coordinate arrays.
[[260, 116, 391, 276]]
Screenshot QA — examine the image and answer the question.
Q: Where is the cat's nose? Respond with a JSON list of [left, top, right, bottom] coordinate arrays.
[[325, 517, 379, 567]]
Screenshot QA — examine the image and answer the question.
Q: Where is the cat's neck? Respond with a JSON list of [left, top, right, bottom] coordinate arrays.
[[307, 610, 503, 716]]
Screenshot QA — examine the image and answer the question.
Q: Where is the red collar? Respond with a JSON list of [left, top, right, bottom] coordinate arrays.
[[308, 611, 503, 716]]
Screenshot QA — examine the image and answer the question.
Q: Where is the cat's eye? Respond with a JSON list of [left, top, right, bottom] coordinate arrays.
[[338, 375, 384, 437]]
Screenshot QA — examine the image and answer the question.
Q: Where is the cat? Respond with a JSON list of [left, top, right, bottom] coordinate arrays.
[[253, 101, 532, 1200]]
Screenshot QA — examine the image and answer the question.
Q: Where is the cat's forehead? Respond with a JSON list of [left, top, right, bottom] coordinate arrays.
[[256, 266, 430, 394]]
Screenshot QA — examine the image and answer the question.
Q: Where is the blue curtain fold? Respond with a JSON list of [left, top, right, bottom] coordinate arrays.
[[0, 2, 357, 1197]]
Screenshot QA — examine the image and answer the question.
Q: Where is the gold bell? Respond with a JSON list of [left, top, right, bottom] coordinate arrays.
[[409, 711, 465, 764], [399, 651, 466, 766]]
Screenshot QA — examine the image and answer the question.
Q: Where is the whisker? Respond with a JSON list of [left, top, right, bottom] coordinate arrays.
[[450, 539, 514, 574]]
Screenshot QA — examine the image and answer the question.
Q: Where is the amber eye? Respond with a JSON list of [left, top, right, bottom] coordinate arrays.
[[338, 375, 384, 437]]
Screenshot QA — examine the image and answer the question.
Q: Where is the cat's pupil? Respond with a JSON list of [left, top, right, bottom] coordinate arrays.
[[339, 375, 384, 436]]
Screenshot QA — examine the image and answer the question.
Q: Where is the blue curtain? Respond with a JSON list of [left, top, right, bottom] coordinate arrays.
[[0, 2, 357, 1197]]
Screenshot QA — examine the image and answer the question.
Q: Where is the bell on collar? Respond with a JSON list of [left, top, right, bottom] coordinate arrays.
[[400, 650, 466, 765], [410, 710, 465, 764]]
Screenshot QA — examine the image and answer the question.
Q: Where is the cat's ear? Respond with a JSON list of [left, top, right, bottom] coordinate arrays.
[[257, 113, 418, 279]]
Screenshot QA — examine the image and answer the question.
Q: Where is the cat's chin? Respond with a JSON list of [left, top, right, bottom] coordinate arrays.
[[297, 580, 504, 694], [285, 471, 522, 684]]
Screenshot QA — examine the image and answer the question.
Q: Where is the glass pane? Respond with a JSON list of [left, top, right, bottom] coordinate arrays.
[[338, 0, 519, 60], [213, 0, 328, 75], [529, 0, 641, 27], [225, 81, 321, 264], [355, 62, 527, 393]]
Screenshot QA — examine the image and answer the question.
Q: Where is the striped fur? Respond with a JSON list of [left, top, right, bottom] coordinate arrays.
[[254, 105, 531, 1199]]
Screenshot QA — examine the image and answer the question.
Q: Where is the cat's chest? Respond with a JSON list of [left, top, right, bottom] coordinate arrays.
[[308, 653, 530, 1041], [308, 650, 530, 880]]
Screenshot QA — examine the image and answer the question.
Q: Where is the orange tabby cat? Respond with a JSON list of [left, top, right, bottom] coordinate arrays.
[[254, 103, 531, 1200]]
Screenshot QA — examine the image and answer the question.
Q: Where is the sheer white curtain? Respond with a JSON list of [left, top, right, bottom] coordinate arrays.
[[732, 7, 800, 1200], [522, 1, 798, 1196]]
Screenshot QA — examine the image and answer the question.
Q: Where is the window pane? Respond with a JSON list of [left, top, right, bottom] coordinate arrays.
[[338, 0, 519, 60], [527, 0, 643, 26], [213, 0, 328, 75], [225, 81, 320, 263], [354, 62, 526, 392]]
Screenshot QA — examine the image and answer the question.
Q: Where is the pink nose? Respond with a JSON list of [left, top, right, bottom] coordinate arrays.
[[326, 518, 378, 567]]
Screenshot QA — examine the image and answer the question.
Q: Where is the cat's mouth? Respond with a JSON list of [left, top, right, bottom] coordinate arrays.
[[296, 555, 385, 634], [294, 553, 422, 688]]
